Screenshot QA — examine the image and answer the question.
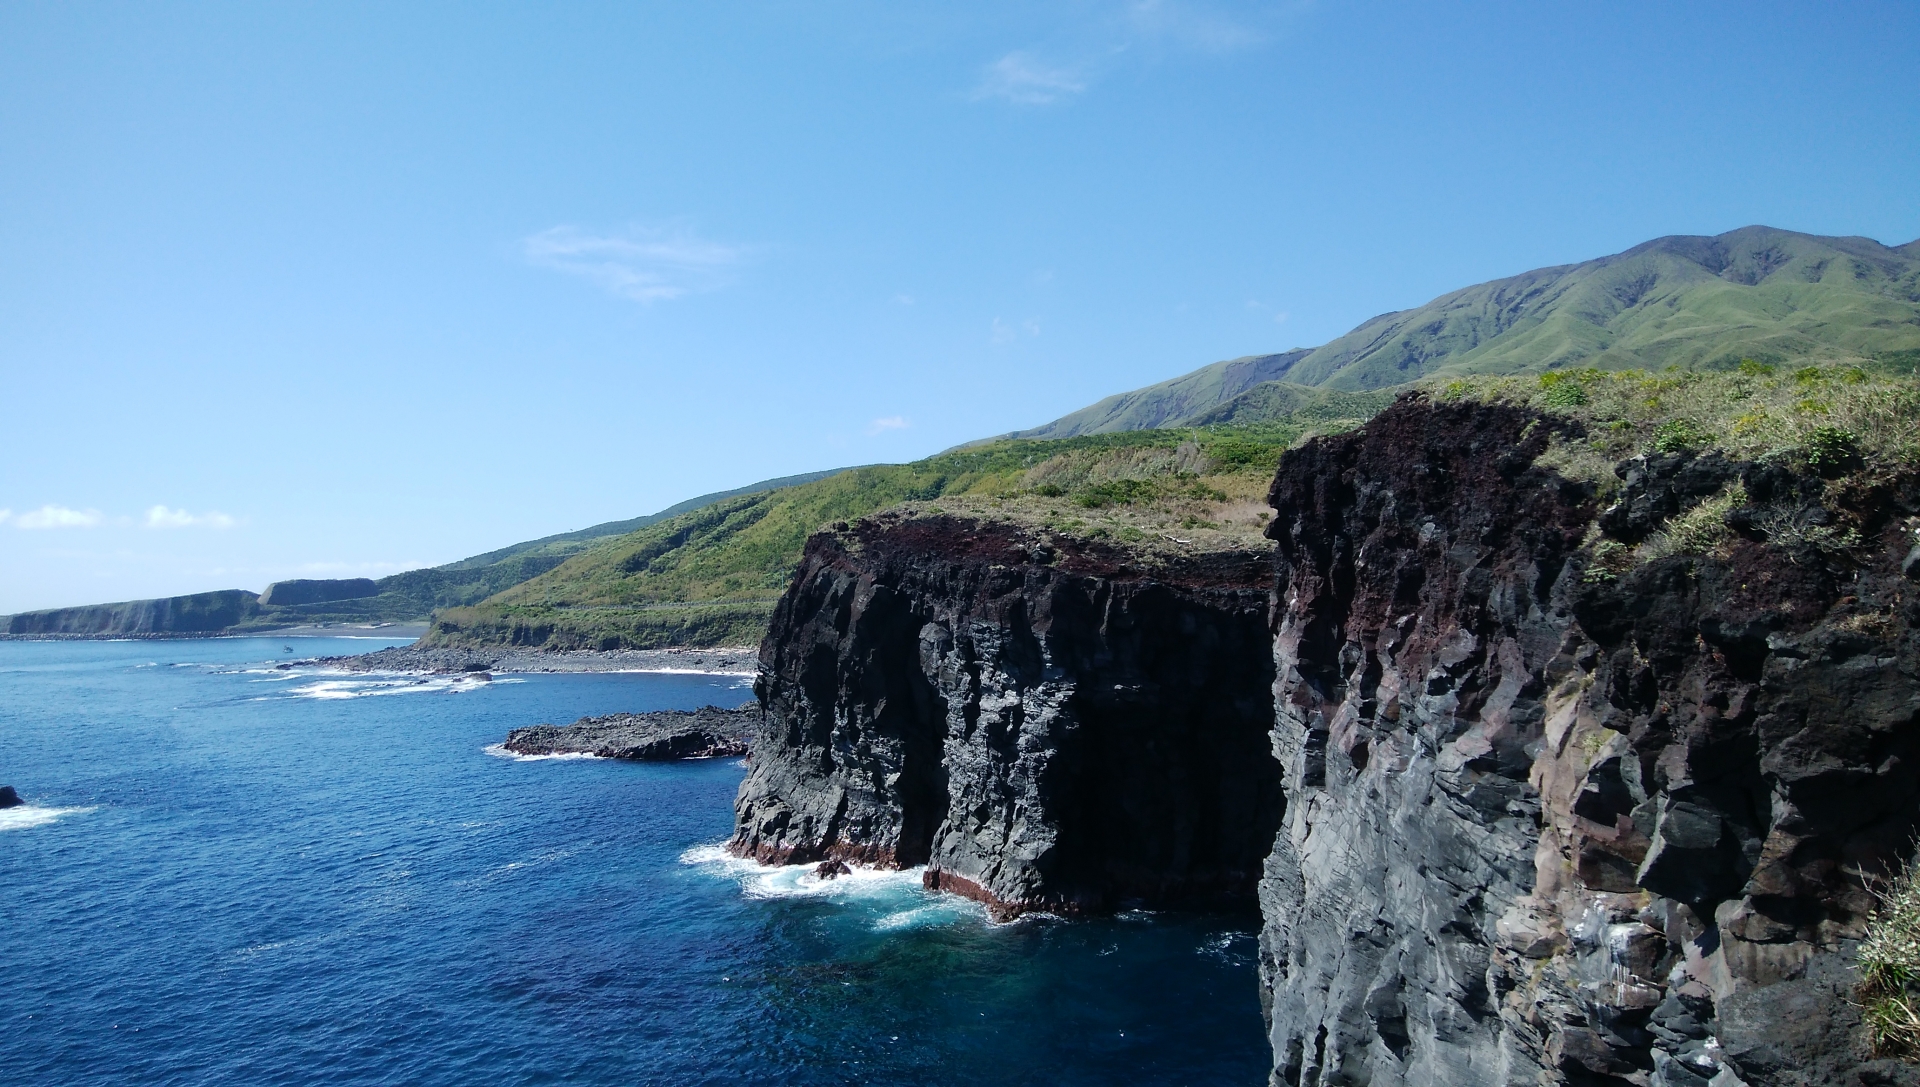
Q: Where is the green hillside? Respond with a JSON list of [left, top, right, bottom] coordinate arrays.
[[4, 467, 854, 636], [1002, 350, 1310, 439], [1019, 227, 1920, 438], [424, 401, 1384, 650]]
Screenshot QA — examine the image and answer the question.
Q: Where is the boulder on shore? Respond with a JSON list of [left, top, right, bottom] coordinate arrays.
[[503, 704, 757, 760]]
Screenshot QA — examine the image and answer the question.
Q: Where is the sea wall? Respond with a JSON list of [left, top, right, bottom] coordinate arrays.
[[729, 512, 1283, 917], [1259, 395, 1920, 1085]]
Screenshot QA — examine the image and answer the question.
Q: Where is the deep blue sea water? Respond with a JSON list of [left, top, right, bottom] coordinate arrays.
[[0, 638, 1271, 1086]]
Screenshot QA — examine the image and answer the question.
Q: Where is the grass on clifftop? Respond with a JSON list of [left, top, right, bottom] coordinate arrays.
[[1436, 356, 1920, 472], [425, 407, 1381, 650], [1860, 861, 1920, 1060], [1436, 357, 1920, 572], [430, 354, 1920, 651]]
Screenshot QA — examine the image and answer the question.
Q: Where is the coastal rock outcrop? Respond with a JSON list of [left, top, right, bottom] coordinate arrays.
[[729, 513, 1282, 917], [503, 704, 757, 760], [6, 589, 259, 636], [0, 785, 22, 809], [1258, 394, 1920, 1086], [257, 578, 380, 607]]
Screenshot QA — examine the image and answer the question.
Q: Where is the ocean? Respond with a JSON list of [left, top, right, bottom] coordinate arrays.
[[0, 637, 1271, 1086]]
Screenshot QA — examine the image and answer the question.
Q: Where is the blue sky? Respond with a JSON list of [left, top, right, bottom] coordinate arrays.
[[3, 1, 1917, 613]]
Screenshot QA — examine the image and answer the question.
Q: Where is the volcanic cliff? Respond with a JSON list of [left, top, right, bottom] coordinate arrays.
[[1259, 396, 1920, 1085], [731, 394, 1920, 1084], [728, 512, 1283, 917]]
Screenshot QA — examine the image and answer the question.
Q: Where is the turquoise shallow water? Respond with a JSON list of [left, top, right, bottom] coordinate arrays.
[[0, 638, 1270, 1086]]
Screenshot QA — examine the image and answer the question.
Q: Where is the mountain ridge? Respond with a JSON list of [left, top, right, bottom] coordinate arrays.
[[1013, 225, 1920, 439]]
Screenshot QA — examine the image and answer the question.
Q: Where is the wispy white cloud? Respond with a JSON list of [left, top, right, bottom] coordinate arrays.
[[866, 416, 910, 436], [144, 506, 238, 530], [15, 505, 102, 530], [1123, 0, 1270, 53], [1246, 299, 1291, 324], [991, 317, 1042, 344], [0, 509, 10, 525], [524, 223, 746, 302], [974, 52, 1087, 104], [975, 1, 1295, 105]]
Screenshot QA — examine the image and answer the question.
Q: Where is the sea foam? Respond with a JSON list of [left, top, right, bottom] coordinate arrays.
[[0, 804, 97, 832], [278, 672, 516, 700], [481, 743, 603, 762], [679, 842, 989, 930]]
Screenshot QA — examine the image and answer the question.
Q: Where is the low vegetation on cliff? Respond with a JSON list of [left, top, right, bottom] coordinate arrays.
[[425, 401, 1387, 649], [1861, 862, 1920, 1059], [1434, 358, 1920, 571]]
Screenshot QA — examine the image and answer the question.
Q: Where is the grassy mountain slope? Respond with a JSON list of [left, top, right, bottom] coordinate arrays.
[[1286, 226, 1920, 388], [425, 401, 1383, 649], [1019, 227, 1920, 438], [1003, 350, 1310, 439]]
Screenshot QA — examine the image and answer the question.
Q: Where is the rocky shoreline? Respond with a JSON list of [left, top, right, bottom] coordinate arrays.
[[502, 704, 758, 760], [301, 644, 760, 675]]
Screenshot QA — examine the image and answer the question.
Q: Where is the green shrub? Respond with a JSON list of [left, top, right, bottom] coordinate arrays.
[[1803, 425, 1860, 471], [1073, 479, 1159, 508], [1581, 540, 1631, 582], [1650, 419, 1713, 454], [1545, 381, 1589, 408]]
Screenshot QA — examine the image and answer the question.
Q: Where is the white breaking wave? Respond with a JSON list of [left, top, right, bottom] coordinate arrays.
[[281, 673, 517, 700], [481, 743, 603, 762], [0, 804, 97, 832], [679, 842, 989, 930], [872, 899, 986, 931]]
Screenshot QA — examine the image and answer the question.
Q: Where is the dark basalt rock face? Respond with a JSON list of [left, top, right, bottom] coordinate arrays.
[[257, 578, 380, 607], [1259, 394, 1920, 1086], [729, 513, 1283, 918], [503, 704, 756, 760], [0, 785, 22, 808]]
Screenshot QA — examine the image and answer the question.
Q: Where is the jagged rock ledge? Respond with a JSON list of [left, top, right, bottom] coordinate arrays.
[[503, 704, 758, 760], [298, 644, 760, 675]]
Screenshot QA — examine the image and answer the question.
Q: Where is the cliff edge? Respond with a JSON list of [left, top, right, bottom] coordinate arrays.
[[1260, 393, 1920, 1086]]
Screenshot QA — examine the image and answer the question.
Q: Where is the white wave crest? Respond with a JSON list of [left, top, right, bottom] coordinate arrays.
[[0, 804, 97, 832], [481, 743, 603, 762], [282, 672, 514, 700], [679, 842, 987, 932]]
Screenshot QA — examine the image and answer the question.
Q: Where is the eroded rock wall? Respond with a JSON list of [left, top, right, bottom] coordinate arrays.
[[729, 513, 1283, 917], [1260, 395, 1920, 1086]]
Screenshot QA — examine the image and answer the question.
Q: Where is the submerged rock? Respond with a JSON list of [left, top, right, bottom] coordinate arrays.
[[0, 785, 21, 808], [503, 704, 757, 760]]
